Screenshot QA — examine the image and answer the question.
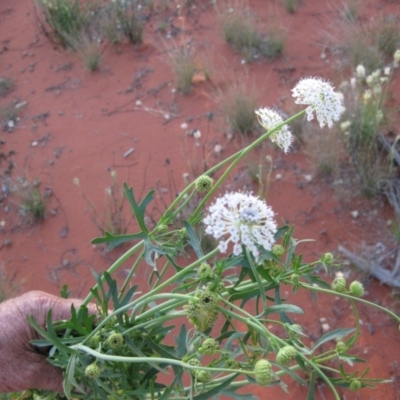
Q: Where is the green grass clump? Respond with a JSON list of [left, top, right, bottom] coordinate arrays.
[[219, 6, 284, 62], [283, 0, 297, 13], [0, 77, 14, 97], [169, 48, 196, 94], [223, 84, 258, 135]]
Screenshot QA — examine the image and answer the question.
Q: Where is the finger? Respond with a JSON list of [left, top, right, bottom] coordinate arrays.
[[50, 297, 98, 322]]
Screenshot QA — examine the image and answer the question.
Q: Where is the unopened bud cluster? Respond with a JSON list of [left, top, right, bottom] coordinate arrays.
[[276, 345, 297, 365], [254, 359, 272, 386], [184, 289, 219, 331]]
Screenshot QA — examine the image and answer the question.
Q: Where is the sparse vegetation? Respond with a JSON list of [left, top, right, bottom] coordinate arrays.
[[222, 82, 258, 135], [283, 0, 297, 14], [218, 2, 284, 62], [0, 77, 14, 97], [17, 179, 49, 225], [74, 171, 130, 237], [0, 102, 25, 131], [338, 65, 393, 197], [169, 46, 197, 94]]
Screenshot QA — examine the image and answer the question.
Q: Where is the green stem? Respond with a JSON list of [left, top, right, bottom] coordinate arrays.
[[82, 240, 144, 306], [192, 110, 306, 218], [300, 283, 400, 323], [120, 248, 145, 296], [70, 344, 252, 376]]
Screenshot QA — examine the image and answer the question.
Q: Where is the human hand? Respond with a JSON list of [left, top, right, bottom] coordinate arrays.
[[0, 291, 97, 393]]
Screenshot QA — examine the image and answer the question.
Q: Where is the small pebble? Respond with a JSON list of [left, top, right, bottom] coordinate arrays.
[[4, 239, 12, 247], [275, 173, 282, 180], [350, 210, 359, 219]]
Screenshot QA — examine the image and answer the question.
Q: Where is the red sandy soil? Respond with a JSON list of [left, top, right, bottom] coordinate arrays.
[[1, 0, 400, 399]]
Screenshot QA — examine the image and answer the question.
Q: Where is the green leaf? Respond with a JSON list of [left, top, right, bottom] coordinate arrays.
[[124, 183, 154, 233], [261, 304, 304, 317], [64, 354, 86, 400], [270, 361, 307, 386], [338, 354, 366, 366], [245, 248, 267, 307], [175, 323, 187, 358], [144, 238, 167, 267], [60, 284, 71, 299], [183, 220, 204, 259], [91, 231, 146, 251], [275, 225, 289, 241], [193, 374, 239, 400], [274, 287, 293, 324], [312, 328, 355, 352], [27, 311, 73, 358], [306, 371, 316, 400], [220, 388, 258, 400]]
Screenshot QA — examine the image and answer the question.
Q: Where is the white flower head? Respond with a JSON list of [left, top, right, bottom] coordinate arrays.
[[255, 107, 293, 153], [356, 64, 365, 79], [203, 192, 277, 261], [292, 77, 345, 128]]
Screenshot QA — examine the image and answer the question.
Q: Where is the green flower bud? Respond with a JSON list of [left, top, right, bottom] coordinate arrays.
[[157, 224, 168, 233], [349, 379, 362, 391], [195, 369, 211, 382], [272, 244, 285, 256], [107, 332, 124, 349], [331, 277, 346, 293], [321, 253, 334, 265], [269, 265, 283, 278], [88, 332, 101, 349], [224, 358, 239, 369], [288, 324, 303, 340], [199, 338, 219, 355], [195, 175, 213, 193], [85, 363, 101, 379], [291, 274, 299, 285], [179, 228, 188, 239], [188, 358, 201, 367], [199, 290, 218, 309], [349, 281, 364, 297], [336, 341, 346, 354], [184, 300, 219, 331], [197, 263, 213, 279], [254, 359, 272, 386], [276, 345, 297, 365]]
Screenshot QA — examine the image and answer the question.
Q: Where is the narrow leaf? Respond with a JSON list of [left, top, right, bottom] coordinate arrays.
[[312, 328, 355, 352], [183, 220, 204, 259]]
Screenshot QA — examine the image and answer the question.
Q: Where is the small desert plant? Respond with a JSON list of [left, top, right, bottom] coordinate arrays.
[[0, 102, 25, 131], [218, 3, 284, 62], [169, 46, 196, 94], [35, 0, 84, 47], [0, 77, 14, 97], [340, 0, 362, 22], [304, 123, 345, 180], [373, 17, 400, 57], [283, 0, 297, 14], [332, 12, 400, 72], [222, 83, 258, 135], [18, 180, 49, 224], [77, 36, 103, 71], [74, 170, 130, 237], [109, 0, 144, 44], [338, 63, 395, 196]]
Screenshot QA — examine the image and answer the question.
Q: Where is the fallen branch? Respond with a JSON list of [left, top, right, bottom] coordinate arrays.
[[338, 245, 400, 289]]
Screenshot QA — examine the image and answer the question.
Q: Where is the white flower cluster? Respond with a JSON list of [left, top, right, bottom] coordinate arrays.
[[204, 192, 277, 261], [292, 77, 344, 128], [255, 108, 292, 153]]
